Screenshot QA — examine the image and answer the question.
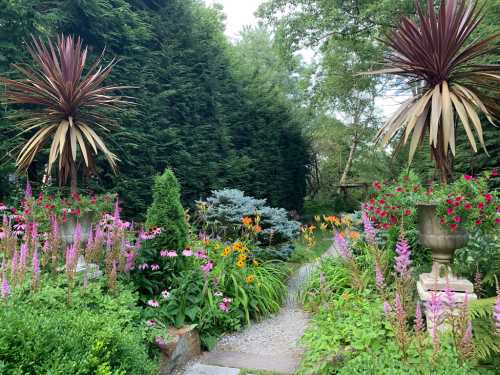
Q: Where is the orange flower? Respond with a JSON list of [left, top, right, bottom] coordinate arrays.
[[242, 216, 253, 226], [233, 241, 244, 252], [349, 231, 360, 240], [254, 225, 262, 233]]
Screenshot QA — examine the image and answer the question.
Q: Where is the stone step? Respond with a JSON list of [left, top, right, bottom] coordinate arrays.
[[184, 363, 240, 375], [201, 351, 300, 374]]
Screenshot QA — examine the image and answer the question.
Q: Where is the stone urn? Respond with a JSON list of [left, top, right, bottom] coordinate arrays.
[[60, 211, 93, 244], [417, 202, 471, 292]]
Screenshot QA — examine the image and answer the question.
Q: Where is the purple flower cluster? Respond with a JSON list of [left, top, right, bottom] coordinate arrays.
[[375, 261, 385, 291], [334, 232, 351, 259], [394, 235, 411, 278], [494, 294, 500, 334], [362, 212, 376, 244], [218, 297, 232, 313], [1, 274, 10, 299]]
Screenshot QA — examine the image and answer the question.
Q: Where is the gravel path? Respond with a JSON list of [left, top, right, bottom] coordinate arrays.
[[180, 244, 336, 374]]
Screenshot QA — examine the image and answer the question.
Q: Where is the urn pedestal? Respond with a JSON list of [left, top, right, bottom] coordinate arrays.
[[416, 203, 477, 332]]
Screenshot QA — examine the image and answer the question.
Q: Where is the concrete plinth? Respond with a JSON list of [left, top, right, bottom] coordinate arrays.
[[418, 272, 473, 293], [417, 280, 477, 333]]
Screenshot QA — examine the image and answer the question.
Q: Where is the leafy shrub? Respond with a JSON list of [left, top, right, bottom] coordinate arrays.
[[197, 189, 300, 246], [132, 169, 188, 296], [145, 168, 188, 250], [0, 279, 156, 375]]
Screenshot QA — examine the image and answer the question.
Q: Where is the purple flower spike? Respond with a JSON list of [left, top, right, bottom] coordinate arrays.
[[415, 303, 424, 333], [25, 181, 32, 199], [395, 234, 411, 278], [334, 232, 351, 259], [375, 261, 385, 290], [383, 301, 392, 316], [1, 275, 10, 299], [362, 212, 376, 244]]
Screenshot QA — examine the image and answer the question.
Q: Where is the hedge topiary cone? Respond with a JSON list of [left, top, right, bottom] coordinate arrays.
[[146, 168, 188, 251]]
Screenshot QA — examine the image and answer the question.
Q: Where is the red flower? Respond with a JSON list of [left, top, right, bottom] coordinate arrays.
[[447, 199, 453, 205], [447, 207, 454, 215], [477, 202, 484, 209], [453, 216, 461, 223], [464, 203, 472, 210], [496, 218, 500, 224], [11, 208, 17, 214], [44, 204, 50, 209], [439, 218, 446, 225], [372, 181, 381, 191], [450, 223, 458, 231], [24, 208, 30, 215], [375, 207, 381, 215], [90, 196, 97, 204], [368, 205, 374, 211], [379, 199, 385, 205], [492, 168, 498, 177], [463, 175, 472, 181], [396, 187, 402, 192], [383, 223, 390, 230], [496, 206, 500, 213], [404, 209, 412, 216], [390, 215, 397, 224], [380, 211, 388, 218], [475, 219, 482, 226], [74, 208, 81, 216], [484, 194, 492, 202], [455, 196, 462, 202]]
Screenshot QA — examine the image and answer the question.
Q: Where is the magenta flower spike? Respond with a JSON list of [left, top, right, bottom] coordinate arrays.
[[19, 243, 29, 271], [395, 234, 411, 278], [415, 303, 424, 333], [362, 212, 376, 244], [11, 250, 18, 277], [25, 181, 32, 199], [462, 320, 473, 347], [375, 261, 385, 290], [1, 274, 10, 299], [494, 294, 500, 334], [125, 251, 135, 272], [334, 232, 351, 259], [383, 301, 392, 317]]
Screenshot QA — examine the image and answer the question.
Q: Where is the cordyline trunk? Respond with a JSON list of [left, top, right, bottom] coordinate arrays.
[[70, 160, 78, 194], [431, 128, 453, 184]]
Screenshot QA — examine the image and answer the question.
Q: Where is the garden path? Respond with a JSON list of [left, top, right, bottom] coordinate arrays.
[[181, 244, 336, 375]]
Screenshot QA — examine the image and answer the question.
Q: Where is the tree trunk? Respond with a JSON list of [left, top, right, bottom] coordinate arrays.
[[431, 129, 453, 184], [70, 159, 78, 193], [339, 131, 359, 189]]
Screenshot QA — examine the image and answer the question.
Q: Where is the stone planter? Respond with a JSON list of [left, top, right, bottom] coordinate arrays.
[[60, 212, 93, 244], [159, 325, 201, 375], [417, 202, 470, 287], [417, 203, 476, 333]]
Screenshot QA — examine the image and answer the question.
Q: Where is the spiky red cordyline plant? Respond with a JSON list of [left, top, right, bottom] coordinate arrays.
[[372, 0, 499, 182], [0, 34, 133, 191]]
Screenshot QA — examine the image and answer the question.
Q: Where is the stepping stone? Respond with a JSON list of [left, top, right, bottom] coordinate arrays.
[[184, 363, 240, 375], [201, 351, 299, 374]]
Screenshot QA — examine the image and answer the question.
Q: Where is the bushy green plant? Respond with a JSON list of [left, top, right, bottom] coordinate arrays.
[[145, 168, 188, 250], [132, 169, 188, 296], [0, 279, 156, 375], [197, 189, 300, 247]]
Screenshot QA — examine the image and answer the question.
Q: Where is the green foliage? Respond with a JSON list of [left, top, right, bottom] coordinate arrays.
[[146, 169, 188, 251], [0, 0, 310, 219], [469, 298, 500, 365], [0, 279, 156, 375]]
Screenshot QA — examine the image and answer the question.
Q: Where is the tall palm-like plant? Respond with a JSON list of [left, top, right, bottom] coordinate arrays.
[[0, 34, 132, 192], [372, 0, 499, 182]]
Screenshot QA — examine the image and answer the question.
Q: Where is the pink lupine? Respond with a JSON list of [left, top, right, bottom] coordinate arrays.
[[414, 303, 424, 333], [395, 234, 411, 278], [375, 261, 385, 291], [362, 211, 376, 244], [125, 251, 135, 272], [383, 301, 392, 317], [334, 232, 351, 259], [25, 181, 32, 198], [31, 250, 40, 289], [1, 274, 10, 299]]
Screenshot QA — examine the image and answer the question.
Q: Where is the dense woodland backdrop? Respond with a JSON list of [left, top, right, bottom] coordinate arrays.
[[0, 0, 498, 219]]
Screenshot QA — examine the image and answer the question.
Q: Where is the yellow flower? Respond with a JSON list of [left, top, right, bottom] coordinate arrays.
[[221, 246, 231, 257], [254, 214, 261, 225], [236, 260, 245, 269], [242, 216, 253, 226], [238, 254, 247, 262], [252, 259, 259, 266], [233, 241, 244, 252], [320, 223, 328, 231], [314, 215, 320, 222], [245, 275, 255, 283], [214, 243, 221, 250]]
